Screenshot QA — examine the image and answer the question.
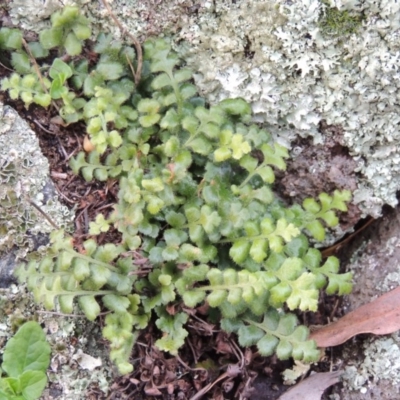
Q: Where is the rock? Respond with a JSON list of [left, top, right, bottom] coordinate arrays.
[[0, 102, 73, 284], [330, 204, 400, 399]]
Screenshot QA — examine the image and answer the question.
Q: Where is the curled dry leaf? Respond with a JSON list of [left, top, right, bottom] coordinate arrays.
[[144, 385, 162, 396], [310, 286, 400, 348], [278, 371, 341, 400]]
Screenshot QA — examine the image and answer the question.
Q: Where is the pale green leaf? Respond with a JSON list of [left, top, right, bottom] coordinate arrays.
[[207, 289, 227, 307], [257, 334, 279, 357], [182, 290, 206, 307], [303, 198, 320, 213], [20, 370, 48, 400], [2, 321, 50, 378], [229, 240, 251, 264], [78, 295, 101, 321], [257, 165, 275, 183], [249, 239, 268, 263], [306, 220, 326, 241], [64, 32, 82, 56], [96, 61, 124, 80]]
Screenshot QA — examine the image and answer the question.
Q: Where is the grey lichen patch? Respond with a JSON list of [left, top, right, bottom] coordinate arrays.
[[342, 335, 400, 396], [8, 0, 202, 42], [177, 0, 400, 217], [43, 314, 113, 398], [85, 0, 197, 40], [0, 102, 73, 261]]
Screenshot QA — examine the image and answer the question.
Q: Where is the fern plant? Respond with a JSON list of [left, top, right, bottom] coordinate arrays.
[[0, 6, 353, 375]]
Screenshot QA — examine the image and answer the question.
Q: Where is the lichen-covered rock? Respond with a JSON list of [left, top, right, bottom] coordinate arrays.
[[176, 0, 400, 216], [0, 102, 73, 264], [333, 205, 400, 399]]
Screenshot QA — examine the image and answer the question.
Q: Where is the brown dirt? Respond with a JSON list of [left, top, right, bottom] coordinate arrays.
[[277, 120, 361, 232]]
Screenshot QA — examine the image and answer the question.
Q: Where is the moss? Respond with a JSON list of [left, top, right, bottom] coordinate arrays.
[[318, 0, 365, 38]]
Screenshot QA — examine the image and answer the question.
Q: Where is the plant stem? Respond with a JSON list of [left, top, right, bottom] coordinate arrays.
[[101, 0, 143, 85]]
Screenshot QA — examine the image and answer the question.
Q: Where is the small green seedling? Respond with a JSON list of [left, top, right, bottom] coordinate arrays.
[[0, 321, 51, 400]]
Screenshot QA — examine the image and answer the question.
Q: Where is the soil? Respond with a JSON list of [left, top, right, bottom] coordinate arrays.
[[277, 120, 361, 232]]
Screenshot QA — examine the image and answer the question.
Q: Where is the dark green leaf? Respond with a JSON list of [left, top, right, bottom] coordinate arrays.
[[219, 98, 251, 116], [238, 325, 264, 346], [11, 52, 31, 74], [28, 41, 49, 59], [0, 28, 22, 49]]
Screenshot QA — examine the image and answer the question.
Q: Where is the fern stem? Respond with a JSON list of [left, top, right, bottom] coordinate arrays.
[[65, 249, 121, 272]]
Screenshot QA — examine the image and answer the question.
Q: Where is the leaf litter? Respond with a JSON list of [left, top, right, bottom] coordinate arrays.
[[278, 371, 342, 400], [311, 286, 400, 348]]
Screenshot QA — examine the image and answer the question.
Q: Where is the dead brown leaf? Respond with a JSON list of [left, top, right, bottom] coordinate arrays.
[[144, 385, 162, 396], [310, 286, 400, 348], [278, 371, 341, 400]]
